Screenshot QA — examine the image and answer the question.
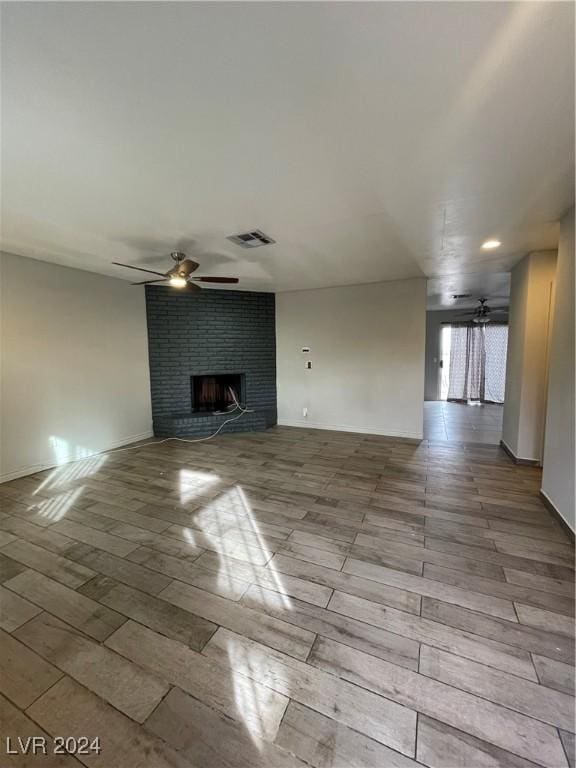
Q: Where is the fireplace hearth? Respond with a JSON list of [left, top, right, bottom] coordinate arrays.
[[191, 374, 244, 413]]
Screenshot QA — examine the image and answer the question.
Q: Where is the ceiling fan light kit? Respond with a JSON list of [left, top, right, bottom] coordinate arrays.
[[112, 250, 239, 291]]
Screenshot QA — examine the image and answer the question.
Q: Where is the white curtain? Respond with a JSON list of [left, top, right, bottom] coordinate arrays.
[[447, 324, 508, 404], [484, 324, 508, 403]]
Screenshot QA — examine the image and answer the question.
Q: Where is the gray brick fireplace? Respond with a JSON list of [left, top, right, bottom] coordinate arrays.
[[145, 287, 276, 437]]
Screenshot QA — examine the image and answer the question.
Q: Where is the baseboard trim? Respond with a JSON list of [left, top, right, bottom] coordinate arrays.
[[0, 430, 154, 484], [539, 490, 575, 543], [277, 419, 423, 441], [499, 440, 541, 467]]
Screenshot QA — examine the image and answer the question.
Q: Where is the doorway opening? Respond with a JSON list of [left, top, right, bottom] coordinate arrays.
[[425, 322, 509, 444]]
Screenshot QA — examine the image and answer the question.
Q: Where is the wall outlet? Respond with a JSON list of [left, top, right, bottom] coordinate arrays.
[[303, 407, 308, 417]]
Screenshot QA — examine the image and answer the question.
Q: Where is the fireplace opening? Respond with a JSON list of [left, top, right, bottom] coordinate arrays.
[[191, 374, 245, 413]]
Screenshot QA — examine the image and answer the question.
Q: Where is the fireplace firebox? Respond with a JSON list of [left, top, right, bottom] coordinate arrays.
[[191, 374, 245, 413]]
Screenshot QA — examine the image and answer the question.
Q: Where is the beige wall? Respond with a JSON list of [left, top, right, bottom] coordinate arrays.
[[276, 279, 426, 439], [502, 251, 557, 462], [542, 207, 575, 530], [0, 252, 152, 482]]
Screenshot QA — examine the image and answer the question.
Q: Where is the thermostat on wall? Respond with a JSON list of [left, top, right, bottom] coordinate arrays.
[[301, 347, 310, 353]]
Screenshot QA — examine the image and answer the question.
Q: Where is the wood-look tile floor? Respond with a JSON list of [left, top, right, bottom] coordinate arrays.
[[423, 401, 504, 444], [0, 426, 574, 768]]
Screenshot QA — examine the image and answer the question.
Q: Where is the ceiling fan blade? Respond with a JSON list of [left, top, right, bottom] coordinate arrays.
[[191, 276, 239, 283], [130, 279, 168, 285], [112, 262, 167, 278]]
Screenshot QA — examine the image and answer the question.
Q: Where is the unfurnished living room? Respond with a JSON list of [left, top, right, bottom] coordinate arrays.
[[0, 2, 575, 767]]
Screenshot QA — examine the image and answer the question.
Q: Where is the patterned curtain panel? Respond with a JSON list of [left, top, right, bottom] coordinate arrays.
[[447, 324, 508, 404], [484, 324, 508, 403]]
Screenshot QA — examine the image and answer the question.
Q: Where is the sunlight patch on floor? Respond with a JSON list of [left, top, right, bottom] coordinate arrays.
[[31, 486, 85, 521], [178, 468, 219, 504], [228, 654, 285, 745], [236, 485, 291, 609], [34, 454, 107, 494]]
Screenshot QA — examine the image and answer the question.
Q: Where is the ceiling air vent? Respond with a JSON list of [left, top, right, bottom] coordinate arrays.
[[452, 293, 472, 299], [227, 230, 276, 248]]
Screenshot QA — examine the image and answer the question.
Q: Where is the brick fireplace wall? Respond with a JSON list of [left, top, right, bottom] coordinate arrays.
[[145, 287, 276, 437]]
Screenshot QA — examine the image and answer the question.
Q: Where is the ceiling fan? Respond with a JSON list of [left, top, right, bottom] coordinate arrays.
[[449, 297, 509, 324], [112, 251, 239, 291]]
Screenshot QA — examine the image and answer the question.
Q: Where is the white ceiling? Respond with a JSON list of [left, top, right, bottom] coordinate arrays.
[[427, 272, 510, 311], [1, 2, 574, 292]]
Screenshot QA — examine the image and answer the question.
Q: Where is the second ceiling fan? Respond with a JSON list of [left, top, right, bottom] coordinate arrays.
[[452, 297, 509, 324], [113, 251, 239, 291]]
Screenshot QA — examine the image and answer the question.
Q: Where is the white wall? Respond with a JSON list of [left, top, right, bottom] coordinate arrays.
[[276, 279, 426, 439], [502, 251, 557, 462], [542, 207, 575, 531], [0, 252, 153, 482]]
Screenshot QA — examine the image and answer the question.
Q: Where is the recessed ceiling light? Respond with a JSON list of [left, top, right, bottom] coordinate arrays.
[[482, 239, 501, 250]]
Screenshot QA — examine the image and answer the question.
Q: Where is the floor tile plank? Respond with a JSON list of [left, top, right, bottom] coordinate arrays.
[[105, 619, 288, 741], [147, 686, 308, 768], [416, 715, 540, 768], [514, 603, 575, 638], [310, 635, 567, 768], [203, 627, 418, 756], [352, 536, 505, 580], [51, 519, 139, 558], [343, 558, 518, 621], [66, 545, 173, 596], [100, 582, 217, 650], [329, 590, 538, 680], [532, 655, 576, 697], [421, 597, 575, 664], [269, 553, 421, 614], [15, 613, 168, 722], [4, 569, 126, 641], [504, 568, 575, 596], [423, 563, 574, 617], [0, 516, 76, 553], [159, 578, 315, 660], [0, 538, 96, 589], [127, 546, 248, 601], [419, 645, 575, 731], [242, 583, 420, 670], [0, 584, 42, 632], [26, 677, 189, 768], [0, 552, 27, 583], [276, 700, 421, 768], [195, 549, 334, 607], [1, 693, 82, 767], [0, 629, 63, 708]]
